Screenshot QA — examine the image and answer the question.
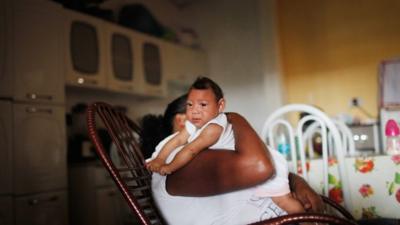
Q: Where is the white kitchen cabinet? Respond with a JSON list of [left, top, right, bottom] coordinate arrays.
[[15, 190, 68, 225], [63, 8, 207, 98], [0, 101, 12, 195], [13, 103, 67, 195], [136, 32, 168, 97], [64, 9, 107, 89], [104, 19, 174, 98], [0, 1, 65, 104], [104, 21, 143, 95], [0, 196, 13, 225]]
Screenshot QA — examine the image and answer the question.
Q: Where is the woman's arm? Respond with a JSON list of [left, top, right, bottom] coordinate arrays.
[[166, 113, 275, 196]]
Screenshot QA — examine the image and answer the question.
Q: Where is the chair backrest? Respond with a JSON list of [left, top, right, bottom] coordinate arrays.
[[302, 119, 356, 157], [332, 119, 356, 156], [261, 104, 353, 211], [86, 102, 164, 225]]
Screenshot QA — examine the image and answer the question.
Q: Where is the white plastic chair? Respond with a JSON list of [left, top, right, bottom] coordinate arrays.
[[303, 119, 356, 157], [302, 123, 322, 159], [261, 104, 353, 211], [333, 119, 356, 156]]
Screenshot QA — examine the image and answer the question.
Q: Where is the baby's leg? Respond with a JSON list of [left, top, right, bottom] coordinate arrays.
[[271, 193, 305, 214]]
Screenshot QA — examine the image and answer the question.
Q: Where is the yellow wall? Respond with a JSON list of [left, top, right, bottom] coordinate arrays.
[[277, 0, 400, 119]]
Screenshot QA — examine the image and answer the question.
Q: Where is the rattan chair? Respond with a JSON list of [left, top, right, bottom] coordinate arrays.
[[87, 102, 357, 225]]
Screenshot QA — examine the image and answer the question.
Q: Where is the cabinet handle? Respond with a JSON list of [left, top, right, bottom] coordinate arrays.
[[26, 93, 53, 101], [28, 196, 59, 205], [26, 106, 53, 114], [77, 78, 97, 85]]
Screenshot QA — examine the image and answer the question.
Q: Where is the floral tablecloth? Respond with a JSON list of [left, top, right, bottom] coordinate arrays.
[[301, 155, 400, 219]]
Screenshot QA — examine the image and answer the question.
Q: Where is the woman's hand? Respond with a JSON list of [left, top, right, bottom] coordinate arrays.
[[289, 173, 324, 212]]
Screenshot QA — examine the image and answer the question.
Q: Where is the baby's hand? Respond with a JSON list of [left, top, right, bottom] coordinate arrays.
[[146, 158, 164, 173], [159, 165, 173, 176]]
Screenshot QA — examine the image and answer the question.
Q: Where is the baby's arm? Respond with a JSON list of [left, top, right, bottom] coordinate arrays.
[[159, 124, 223, 175], [147, 130, 189, 172]]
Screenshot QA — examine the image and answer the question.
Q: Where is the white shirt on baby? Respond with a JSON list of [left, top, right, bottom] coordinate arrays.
[[185, 113, 235, 150]]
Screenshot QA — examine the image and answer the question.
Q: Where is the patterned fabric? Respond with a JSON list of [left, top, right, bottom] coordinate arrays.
[[305, 155, 400, 219]]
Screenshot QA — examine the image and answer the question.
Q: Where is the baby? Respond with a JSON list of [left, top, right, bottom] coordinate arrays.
[[146, 76, 305, 214]]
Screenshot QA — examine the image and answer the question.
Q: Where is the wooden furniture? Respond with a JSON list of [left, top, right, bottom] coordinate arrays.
[[87, 102, 357, 225]]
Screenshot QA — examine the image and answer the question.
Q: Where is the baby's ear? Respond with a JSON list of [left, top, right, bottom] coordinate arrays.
[[218, 98, 226, 113]]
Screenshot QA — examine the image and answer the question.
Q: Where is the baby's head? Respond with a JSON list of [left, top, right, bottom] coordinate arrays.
[[186, 77, 225, 128]]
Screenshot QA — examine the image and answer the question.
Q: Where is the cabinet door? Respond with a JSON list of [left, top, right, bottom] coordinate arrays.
[[64, 9, 107, 88], [96, 187, 123, 225], [8, 3, 64, 104], [105, 22, 143, 95], [15, 191, 68, 225], [13, 103, 67, 194], [134, 32, 167, 97], [0, 196, 13, 225], [0, 101, 12, 194]]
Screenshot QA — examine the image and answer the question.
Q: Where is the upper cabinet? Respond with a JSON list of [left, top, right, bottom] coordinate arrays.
[[104, 21, 167, 97], [1, 1, 208, 99], [65, 9, 108, 89], [104, 22, 141, 94], [0, 1, 65, 104], [135, 32, 167, 97], [64, 8, 206, 97], [64, 9, 169, 97]]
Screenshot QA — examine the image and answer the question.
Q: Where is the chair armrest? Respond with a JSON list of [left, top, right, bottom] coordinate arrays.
[[250, 212, 358, 225]]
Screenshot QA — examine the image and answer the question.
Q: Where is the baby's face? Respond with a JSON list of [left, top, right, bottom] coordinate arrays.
[[186, 89, 223, 128]]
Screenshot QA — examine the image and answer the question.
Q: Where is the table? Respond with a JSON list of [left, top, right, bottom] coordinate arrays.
[[304, 154, 400, 219]]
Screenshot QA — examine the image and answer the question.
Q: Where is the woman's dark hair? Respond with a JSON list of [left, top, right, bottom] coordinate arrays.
[[190, 76, 224, 101], [162, 94, 188, 135], [140, 94, 187, 158]]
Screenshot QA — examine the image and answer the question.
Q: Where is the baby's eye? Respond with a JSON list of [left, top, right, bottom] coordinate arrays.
[[187, 102, 193, 107], [200, 103, 207, 107]]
